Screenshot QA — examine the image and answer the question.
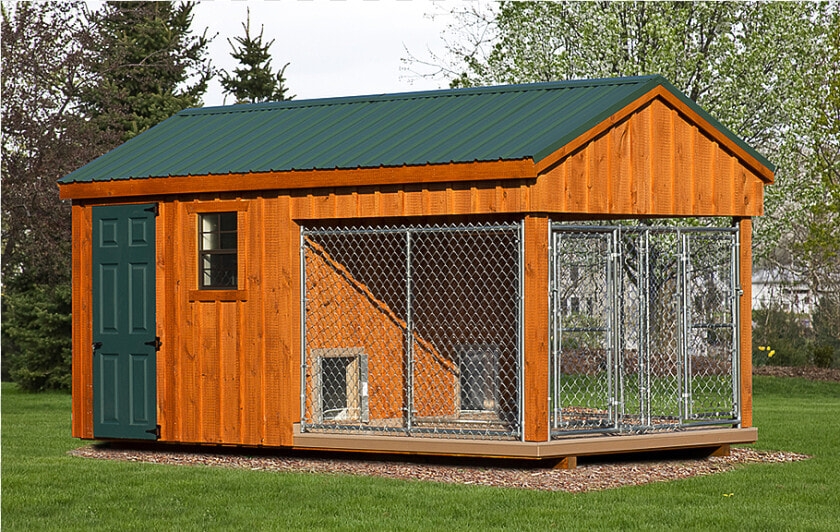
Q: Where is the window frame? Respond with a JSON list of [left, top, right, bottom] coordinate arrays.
[[185, 201, 249, 302], [198, 211, 239, 290]]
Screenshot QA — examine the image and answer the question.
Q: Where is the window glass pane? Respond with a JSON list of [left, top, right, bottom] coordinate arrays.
[[199, 211, 238, 289], [217, 252, 237, 272], [220, 212, 237, 231], [202, 232, 219, 250], [202, 252, 237, 288], [201, 213, 219, 233], [220, 232, 237, 249]]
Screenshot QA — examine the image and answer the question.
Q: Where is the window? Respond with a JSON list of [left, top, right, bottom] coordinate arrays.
[[199, 212, 237, 289]]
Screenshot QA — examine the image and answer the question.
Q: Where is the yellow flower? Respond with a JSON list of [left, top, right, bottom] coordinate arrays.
[[768, 350, 775, 357], [758, 346, 765, 351]]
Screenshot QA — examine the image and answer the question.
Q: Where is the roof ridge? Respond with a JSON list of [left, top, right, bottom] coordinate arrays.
[[181, 75, 664, 117]]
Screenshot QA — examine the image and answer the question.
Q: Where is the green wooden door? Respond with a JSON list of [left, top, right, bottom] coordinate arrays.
[[92, 204, 158, 439]]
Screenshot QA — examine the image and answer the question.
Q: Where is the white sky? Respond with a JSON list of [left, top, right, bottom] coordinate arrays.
[[190, 0, 457, 105]]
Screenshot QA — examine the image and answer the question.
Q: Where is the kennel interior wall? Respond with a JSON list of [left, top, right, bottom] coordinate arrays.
[[59, 79, 772, 450]]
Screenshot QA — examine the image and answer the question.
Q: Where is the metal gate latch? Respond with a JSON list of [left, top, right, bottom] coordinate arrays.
[[144, 337, 162, 351]]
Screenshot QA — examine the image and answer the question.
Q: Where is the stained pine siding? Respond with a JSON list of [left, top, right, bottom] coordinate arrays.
[[69, 95, 765, 446]]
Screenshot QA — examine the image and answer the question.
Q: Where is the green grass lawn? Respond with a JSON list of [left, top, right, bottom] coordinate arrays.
[[3, 377, 839, 531]]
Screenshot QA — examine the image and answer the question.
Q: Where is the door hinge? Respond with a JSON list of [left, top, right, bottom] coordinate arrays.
[[144, 336, 162, 351], [146, 424, 161, 439], [143, 204, 159, 216]]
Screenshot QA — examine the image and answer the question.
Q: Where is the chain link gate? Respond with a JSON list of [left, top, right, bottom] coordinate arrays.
[[550, 224, 740, 437], [301, 222, 523, 439]]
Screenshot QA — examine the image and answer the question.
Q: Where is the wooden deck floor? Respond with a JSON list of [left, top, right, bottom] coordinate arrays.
[[292, 424, 757, 461]]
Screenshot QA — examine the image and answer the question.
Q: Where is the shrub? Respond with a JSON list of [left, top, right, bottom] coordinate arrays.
[[2, 283, 72, 391], [752, 307, 811, 367], [811, 344, 835, 368], [812, 296, 840, 368]]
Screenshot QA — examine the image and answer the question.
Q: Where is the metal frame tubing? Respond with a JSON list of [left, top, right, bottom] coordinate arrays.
[[301, 221, 523, 440], [405, 229, 414, 433], [549, 221, 741, 439], [299, 228, 308, 433]]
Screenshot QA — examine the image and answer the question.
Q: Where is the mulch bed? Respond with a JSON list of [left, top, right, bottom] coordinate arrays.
[[68, 444, 808, 493], [752, 365, 840, 382], [68, 368, 824, 492]]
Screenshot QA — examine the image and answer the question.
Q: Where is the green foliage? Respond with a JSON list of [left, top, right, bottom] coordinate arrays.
[[434, 2, 821, 151], [3, 1, 213, 392], [2, 284, 72, 392], [83, 1, 214, 140], [752, 308, 811, 367], [812, 296, 840, 368], [220, 8, 292, 104], [1, 2, 119, 286], [812, 345, 835, 370], [411, 2, 840, 346]]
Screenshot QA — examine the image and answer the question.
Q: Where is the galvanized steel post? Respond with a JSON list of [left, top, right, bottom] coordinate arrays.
[[299, 227, 308, 433], [405, 229, 414, 434]]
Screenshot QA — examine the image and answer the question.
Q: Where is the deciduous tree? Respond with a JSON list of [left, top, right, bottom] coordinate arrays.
[[408, 1, 839, 340]]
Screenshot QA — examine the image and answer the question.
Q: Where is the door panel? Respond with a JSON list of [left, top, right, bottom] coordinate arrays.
[[551, 230, 616, 431], [684, 233, 738, 421], [92, 204, 157, 440]]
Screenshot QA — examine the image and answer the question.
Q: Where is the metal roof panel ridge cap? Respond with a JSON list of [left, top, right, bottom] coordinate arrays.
[[177, 76, 661, 116], [531, 77, 664, 163]]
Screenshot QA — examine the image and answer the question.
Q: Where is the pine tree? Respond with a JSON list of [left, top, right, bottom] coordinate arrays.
[[220, 9, 293, 103], [83, 1, 214, 140]]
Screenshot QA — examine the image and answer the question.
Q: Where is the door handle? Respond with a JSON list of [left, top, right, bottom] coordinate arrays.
[[144, 337, 162, 351], [93, 342, 102, 350]]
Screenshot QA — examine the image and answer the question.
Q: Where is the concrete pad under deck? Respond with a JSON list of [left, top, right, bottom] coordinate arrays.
[[292, 425, 757, 460]]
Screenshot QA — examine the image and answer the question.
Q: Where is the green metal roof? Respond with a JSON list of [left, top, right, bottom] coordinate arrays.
[[58, 75, 774, 184]]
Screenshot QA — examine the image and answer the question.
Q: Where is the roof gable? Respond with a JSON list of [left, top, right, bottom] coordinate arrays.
[[58, 75, 774, 185]]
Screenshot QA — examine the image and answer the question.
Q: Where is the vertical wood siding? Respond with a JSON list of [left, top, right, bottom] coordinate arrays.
[[71, 204, 93, 438], [71, 94, 765, 446], [738, 217, 753, 427], [523, 216, 550, 441]]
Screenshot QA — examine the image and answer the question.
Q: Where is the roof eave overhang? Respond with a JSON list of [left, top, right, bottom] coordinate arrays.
[[533, 84, 776, 184], [57, 159, 538, 201]]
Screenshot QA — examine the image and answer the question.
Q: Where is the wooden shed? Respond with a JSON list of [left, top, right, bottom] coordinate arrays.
[[59, 76, 773, 464]]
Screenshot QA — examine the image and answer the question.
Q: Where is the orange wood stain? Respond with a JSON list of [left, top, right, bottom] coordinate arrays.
[[67, 90, 770, 449], [738, 217, 753, 427], [523, 216, 550, 442]]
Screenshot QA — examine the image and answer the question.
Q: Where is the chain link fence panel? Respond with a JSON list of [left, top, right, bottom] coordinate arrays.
[[551, 223, 740, 437], [302, 222, 522, 439]]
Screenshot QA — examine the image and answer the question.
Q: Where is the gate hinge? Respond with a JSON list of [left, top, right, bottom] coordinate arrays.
[[144, 204, 159, 216], [146, 424, 161, 439], [144, 336, 162, 351]]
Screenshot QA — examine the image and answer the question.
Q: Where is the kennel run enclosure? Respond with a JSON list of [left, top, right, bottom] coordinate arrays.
[[300, 221, 741, 440], [550, 224, 740, 439], [301, 222, 523, 438]]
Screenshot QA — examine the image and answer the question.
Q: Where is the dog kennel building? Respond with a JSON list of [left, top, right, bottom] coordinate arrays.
[[59, 76, 772, 465]]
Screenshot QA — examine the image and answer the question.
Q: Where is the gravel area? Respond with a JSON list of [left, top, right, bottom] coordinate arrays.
[[753, 365, 840, 382], [68, 444, 808, 493]]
